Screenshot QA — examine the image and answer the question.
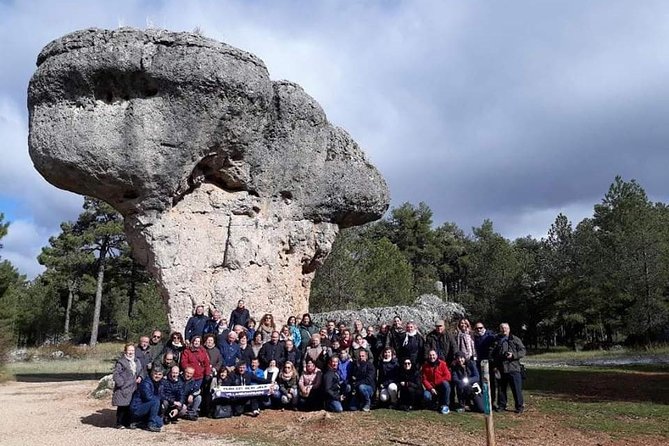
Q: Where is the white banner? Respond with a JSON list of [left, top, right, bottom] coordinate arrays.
[[212, 384, 273, 399]]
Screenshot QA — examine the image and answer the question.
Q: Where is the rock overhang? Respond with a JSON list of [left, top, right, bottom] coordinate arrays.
[[29, 27, 389, 225], [28, 27, 390, 331]]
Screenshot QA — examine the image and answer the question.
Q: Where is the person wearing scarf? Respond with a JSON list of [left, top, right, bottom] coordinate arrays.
[[112, 343, 143, 428], [397, 321, 424, 366], [163, 332, 185, 364], [456, 318, 477, 361], [351, 334, 375, 363], [275, 360, 299, 409], [378, 347, 399, 406]]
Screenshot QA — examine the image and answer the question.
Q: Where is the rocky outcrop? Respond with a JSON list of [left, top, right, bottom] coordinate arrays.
[[28, 28, 389, 334], [312, 295, 467, 331]]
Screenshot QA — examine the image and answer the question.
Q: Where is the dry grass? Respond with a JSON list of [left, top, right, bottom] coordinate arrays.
[[5, 342, 124, 377]]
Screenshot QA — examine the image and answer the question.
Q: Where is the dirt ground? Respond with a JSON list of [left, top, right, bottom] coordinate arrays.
[[0, 380, 238, 446], [0, 379, 664, 446]]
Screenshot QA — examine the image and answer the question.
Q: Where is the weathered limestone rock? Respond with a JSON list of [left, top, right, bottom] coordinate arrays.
[[28, 28, 389, 334], [91, 374, 114, 399], [312, 294, 467, 331]]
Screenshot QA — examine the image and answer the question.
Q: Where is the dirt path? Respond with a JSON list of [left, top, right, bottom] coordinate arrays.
[[0, 380, 238, 446]]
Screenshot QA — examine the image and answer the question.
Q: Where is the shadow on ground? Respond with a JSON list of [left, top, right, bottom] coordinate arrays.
[[14, 373, 108, 382], [524, 367, 669, 404], [81, 408, 117, 428]]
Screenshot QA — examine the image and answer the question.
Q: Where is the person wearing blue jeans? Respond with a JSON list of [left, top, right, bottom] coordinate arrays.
[[323, 356, 345, 413], [423, 381, 451, 409], [421, 349, 452, 414], [130, 366, 165, 432], [348, 350, 376, 411]]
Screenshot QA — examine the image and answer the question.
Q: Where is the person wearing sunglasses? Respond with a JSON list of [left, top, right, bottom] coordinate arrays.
[[148, 330, 165, 365], [397, 358, 422, 411], [473, 322, 496, 407]]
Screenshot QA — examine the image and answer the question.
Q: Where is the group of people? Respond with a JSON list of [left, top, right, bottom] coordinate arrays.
[[112, 299, 526, 432]]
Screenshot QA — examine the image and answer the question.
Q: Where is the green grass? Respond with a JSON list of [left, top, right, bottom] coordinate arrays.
[[526, 344, 669, 361], [522, 364, 669, 438], [533, 396, 669, 437]]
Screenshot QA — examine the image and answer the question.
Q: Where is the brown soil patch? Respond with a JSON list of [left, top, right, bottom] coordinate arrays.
[[178, 396, 662, 446]]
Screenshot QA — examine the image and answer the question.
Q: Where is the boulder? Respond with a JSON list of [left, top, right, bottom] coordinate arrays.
[[28, 28, 389, 334], [91, 374, 114, 399], [312, 294, 467, 332]]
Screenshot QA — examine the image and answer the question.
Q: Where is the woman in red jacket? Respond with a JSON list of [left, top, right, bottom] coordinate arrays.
[[180, 335, 211, 388], [421, 349, 452, 414]]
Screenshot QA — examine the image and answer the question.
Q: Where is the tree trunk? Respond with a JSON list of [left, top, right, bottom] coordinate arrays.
[[89, 244, 107, 347], [127, 259, 138, 318], [64, 279, 75, 337]]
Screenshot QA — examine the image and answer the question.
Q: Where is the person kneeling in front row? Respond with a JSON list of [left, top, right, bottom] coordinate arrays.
[[129, 366, 165, 432], [421, 349, 452, 414]]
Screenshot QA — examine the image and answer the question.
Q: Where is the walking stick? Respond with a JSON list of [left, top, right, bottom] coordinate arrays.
[[481, 360, 496, 446]]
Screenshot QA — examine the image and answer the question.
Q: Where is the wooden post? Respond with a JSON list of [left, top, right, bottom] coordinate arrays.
[[481, 360, 496, 446]]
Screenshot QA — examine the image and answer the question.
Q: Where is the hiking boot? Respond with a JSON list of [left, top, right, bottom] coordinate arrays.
[[514, 406, 525, 414], [455, 407, 465, 413], [362, 405, 371, 412], [147, 424, 162, 433], [440, 405, 450, 414]]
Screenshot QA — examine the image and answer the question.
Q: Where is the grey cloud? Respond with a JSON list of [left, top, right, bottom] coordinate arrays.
[[3, 0, 669, 278]]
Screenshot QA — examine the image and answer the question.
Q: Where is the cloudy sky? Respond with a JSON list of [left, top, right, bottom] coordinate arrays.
[[2, 0, 669, 278]]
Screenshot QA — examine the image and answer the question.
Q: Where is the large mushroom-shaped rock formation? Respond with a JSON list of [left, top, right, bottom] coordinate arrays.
[[28, 28, 389, 334]]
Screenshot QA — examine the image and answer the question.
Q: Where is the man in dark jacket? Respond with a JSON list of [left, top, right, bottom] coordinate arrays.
[[473, 322, 495, 365], [181, 366, 203, 420], [323, 356, 345, 412], [185, 305, 208, 343], [473, 321, 496, 405], [258, 331, 285, 369], [135, 336, 152, 376], [147, 330, 165, 368], [229, 300, 250, 328], [161, 365, 187, 422], [490, 323, 526, 413], [424, 320, 458, 364], [388, 316, 405, 351], [130, 366, 165, 432], [349, 350, 375, 411]]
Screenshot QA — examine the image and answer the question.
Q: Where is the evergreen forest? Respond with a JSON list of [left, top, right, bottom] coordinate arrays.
[[1, 176, 667, 350]]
